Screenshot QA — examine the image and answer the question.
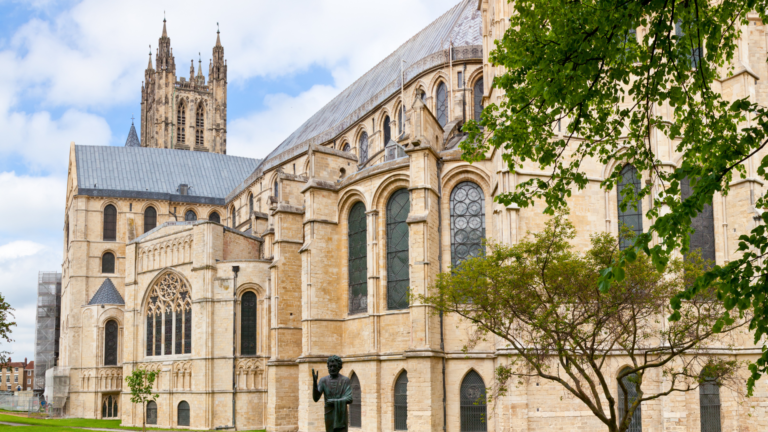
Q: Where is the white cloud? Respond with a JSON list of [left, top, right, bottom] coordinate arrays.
[[0, 240, 46, 262], [228, 84, 341, 159], [0, 172, 66, 232]]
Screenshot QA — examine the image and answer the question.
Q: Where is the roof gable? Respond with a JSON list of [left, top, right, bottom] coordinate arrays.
[[88, 278, 125, 305]]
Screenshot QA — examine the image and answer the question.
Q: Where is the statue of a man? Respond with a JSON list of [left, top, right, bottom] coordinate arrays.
[[312, 355, 353, 432]]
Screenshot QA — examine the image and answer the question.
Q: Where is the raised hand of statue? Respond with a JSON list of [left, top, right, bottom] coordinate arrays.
[[312, 368, 319, 388]]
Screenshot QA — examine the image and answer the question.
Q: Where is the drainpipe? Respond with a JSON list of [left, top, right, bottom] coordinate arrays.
[[231, 266, 240, 430], [436, 159, 446, 432]]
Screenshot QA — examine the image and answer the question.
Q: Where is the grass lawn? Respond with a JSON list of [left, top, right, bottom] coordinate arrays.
[[0, 414, 264, 432]]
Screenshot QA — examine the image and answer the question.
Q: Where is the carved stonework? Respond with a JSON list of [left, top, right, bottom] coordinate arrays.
[[236, 358, 265, 390]]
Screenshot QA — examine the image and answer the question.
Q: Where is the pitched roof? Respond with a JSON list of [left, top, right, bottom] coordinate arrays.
[[125, 123, 141, 147], [88, 279, 125, 305], [25, 361, 34, 370], [259, 0, 481, 167], [75, 145, 261, 205]]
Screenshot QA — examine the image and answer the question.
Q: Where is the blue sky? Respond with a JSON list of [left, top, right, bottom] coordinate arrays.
[[0, 0, 461, 364]]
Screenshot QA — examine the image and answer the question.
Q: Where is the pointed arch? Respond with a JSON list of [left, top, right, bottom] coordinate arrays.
[[618, 367, 642, 432], [349, 372, 362, 428], [348, 201, 368, 315], [195, 102, 205, 147], [435, 81, 448, 127], [143, 270, 193, 357], [460, 370, 487, 431], [358, 131, 369, 165], [394, 370, 408, 430], [473, 77, 484, 121], [177, 99, 186, 145], [617, 164, 643, 250], [209, 211, 221, 224]]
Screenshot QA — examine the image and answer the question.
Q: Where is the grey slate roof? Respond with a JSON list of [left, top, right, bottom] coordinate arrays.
[[75, 145, 261, 205], [260, 0, 481, 166], [88, 279, 124, 305], [125, 123, 141, 147]]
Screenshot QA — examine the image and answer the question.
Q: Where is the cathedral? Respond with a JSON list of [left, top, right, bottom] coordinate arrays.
[[58, 0, 768, 431]]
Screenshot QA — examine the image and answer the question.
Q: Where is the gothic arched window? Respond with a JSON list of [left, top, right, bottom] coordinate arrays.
[[460, 371, 487, 432], [473, 78, 484, 121], [700, 378, 721, 432], [241, 291, 257, 355], [349, 373, 362, 428], [102, 395, 118, 418], [618, 368, 642, 432], [394, 371, 408, 430], [145, 273, 192, 356], [209, 211, 220, 223], [146, 401, 157, 425], [274, 180, 279, 201], [617, 164, 643, 250], [177, 101, 186, 145], [185, 210, 197, 222], [387, 189, 410, 310], [348, 202, 368, 314], [231, 206, 237, 228], [103, 205, 117, 241], [451, 182, 485, 268], [398, 104, 404, 135], [359, 132, 369, 164], [102, 252, 115, 274], [195, 103, 205, 147], [104, 320, 118, 366], [342, 142, 351, 152], [682, 177, 716, 262], [249, 194, 254, 215], [144, 207, 157, 233], [436, 82, 448, 127], [178, 401, 190, 426], [384, 116, 391, 144]]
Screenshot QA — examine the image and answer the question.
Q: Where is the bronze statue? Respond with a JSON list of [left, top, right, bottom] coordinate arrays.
[[312, 355, 353, 432]]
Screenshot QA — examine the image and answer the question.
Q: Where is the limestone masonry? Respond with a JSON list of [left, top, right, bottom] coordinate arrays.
[[58, 0, 768, 430]]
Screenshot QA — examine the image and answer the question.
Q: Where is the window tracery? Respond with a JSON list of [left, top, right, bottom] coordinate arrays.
[[145, 273, 192, 357], [177, 101, 186, 145], [436, 82, 448, 127], [195, 103, 204, 147]]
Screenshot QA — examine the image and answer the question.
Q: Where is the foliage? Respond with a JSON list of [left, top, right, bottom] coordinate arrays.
[[125, 368, 158, 432], [462, 0, 768, 392], [0, 292, 15, 364], [423, 215, 748, 432]]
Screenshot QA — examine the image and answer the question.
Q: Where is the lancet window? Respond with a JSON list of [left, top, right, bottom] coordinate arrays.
[[349, 373, 362, 428], [103, 205, 117, 241], [185, 210, 197, 222], [618, 368, 642, 432], [617, 164, 643, 250], [144, 206, 157, 233], [700, 378, 721, 432], [101, 395, 118, 419], [682, 177, 716, 262], [195, 103, 204, 147], [209, 212, 221, 223], [103, 320, 118, 366], [450, 182, 485, 267], [145, 273, 192, 357], [387, 189, 410, 310], [177, 102, 186, 145], [394, 371, 408, 430], [348, 202, 368, 314], [436, 82, 448, 127], [384, 116, 391, 144], [359, 132, 369, 164], [460, 371, 487, 431], [241, 292, 257, 355], [473, 78, 484, 121]]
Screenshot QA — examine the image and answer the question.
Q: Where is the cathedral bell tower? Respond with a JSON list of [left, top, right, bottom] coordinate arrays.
[[139, 18, 228, 154]]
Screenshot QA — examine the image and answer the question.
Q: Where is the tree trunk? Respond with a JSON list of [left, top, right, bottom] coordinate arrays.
[[142, 402, 146, 432]]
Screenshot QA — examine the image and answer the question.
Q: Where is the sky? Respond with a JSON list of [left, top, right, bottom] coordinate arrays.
[[0, 0, 462, 364]]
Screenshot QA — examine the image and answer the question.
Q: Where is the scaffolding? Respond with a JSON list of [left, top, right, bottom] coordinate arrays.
[[34, 272, 61, 392]]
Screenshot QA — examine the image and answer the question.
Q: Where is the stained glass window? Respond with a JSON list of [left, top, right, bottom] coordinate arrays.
[[103, 205, 117, 241], [104, 320, 118, 366], [394, 372, 408, 430], [349, 374, 362, 427], [359, 132, 369, 164], [473, 78, 484, 121], [241, 292, 257, 355], [144, 206, 157, 233], [682, 177, 716, 262], [450, 182, 485, 268], [460, 371, 487, 432], [700, 379, 721, 432], [618, 368, 642, 432], [384, 116, 391, 144], [387, 189, 410, 310], [617, 164, 643, 250], [348, 202, 368, 314], [147, 401, 157, 425], [184, 306, 192, 354], [154, 313, 162, 356], [164, 306, 172, 355], [178, 401, 190, 426], [185, 210, 197, 222], [209, 212, 220, 223], [436, 82, 448, 127], [146, 313, 153, 356], [102, 253, 115, 274], [175, 309, 182, 354]]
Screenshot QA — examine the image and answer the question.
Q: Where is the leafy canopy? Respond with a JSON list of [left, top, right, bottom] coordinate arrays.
[[462, 0, 768, 392], [424, 216, 747, 432]]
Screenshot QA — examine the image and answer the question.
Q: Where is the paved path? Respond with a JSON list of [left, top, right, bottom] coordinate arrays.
[[0, 421, 193, 432]]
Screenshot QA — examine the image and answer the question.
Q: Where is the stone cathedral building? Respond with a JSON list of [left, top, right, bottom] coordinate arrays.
[[58, 0, 768, 431]]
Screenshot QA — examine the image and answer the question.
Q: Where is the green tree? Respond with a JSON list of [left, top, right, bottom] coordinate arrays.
[[0, 292, 16, 364], [125, 368, 159, 432], [463, 0, 768, 391], [424, 216, 748, 432]]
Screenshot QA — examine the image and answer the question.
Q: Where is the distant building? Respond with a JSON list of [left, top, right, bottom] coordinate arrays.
[[0, 358, 34, 392], [34, 272, 61, 393]]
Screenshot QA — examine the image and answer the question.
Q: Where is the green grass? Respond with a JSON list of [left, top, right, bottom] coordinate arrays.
[[0, 414, 264, 432]]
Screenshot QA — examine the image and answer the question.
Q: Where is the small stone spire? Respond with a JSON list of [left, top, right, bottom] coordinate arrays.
[[125, 117, 141, 147], [162, 13, 167, 38], [216, 22, 222, 47], [190, 60, 194, 81], [147, 46, 153, 70]]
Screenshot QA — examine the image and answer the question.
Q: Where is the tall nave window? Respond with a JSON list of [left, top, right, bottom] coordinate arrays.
[[450, 182, 485, 268], [103, 205, 117, 241], [146, 272, 192, 356], [617, 164, 643, 250], [387, 189, 410, 310], [348, 202, 368, 314], [436, 82, 448, 127], [195, 103, 204, 147], [177, 101, 186, 145], [241, 292, 257, 355]]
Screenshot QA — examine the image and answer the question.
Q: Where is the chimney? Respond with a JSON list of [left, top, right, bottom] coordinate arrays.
[[179, 184, 189, 195]]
